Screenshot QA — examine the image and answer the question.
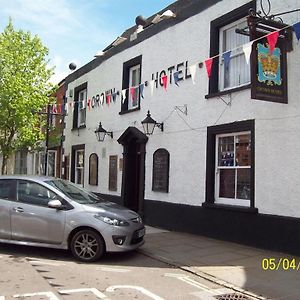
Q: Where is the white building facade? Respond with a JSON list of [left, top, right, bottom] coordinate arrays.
[[63, 0, 300, 254]]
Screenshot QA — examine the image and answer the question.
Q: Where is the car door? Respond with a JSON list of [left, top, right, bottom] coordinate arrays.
[[11, 179, 66, 244], [0, 179, 14, 239]]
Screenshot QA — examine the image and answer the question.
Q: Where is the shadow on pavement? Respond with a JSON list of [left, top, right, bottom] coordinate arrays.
[[141, 230, 300, 300]]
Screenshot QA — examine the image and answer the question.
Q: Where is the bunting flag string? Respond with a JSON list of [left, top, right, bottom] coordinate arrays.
[[292, 22, 300, 40], [121, 89, 126, 104], [130, 87, 135, 102], [112, 92, 117, 103], [173, 71, 180, 86], [106, 94, 111, 106], [162, 75, 168, 91], [222, 51, 231, 71], [189, 64, 197, 85], [267, 31, 279, 54], [243, 41, 254, 65], [139, 83, 144, 99], [204, 58, 213, 78], [55, 20, 300, 113], [150, 80, 155, 96]]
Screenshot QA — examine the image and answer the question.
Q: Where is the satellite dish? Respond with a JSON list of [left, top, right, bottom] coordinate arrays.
[[69, 62, 77, 70]]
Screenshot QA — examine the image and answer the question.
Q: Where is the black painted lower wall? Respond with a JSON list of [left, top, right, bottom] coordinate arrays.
[[144, 199, 300, 256], [96, 193, 300, 256]]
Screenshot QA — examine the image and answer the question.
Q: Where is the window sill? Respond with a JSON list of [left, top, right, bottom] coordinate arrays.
[[119, 107, 140, 115], [71, 125, 86, 131], [202, 202, 258, 214], [205, 84, 251, 99]]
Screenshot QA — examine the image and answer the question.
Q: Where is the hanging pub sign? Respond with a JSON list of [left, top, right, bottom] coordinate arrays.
[[247, 15, 292, 104]]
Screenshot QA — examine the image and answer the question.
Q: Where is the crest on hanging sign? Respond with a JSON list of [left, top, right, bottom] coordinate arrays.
[[257, 43, 281, 86], [248, 15, 288, 104]]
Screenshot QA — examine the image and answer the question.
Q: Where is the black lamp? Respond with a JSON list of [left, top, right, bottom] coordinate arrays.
[[95, 122, 113, 142], [141, 110, 164, 135]]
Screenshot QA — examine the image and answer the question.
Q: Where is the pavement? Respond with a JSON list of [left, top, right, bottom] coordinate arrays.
[[140, 226, 300, 300]]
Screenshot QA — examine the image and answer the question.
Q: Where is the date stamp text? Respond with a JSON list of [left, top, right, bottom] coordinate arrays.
[[262, 258, 300, 271]]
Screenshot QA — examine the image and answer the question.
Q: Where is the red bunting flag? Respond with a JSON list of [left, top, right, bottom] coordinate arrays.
[[106, 94, 111, 106], [161, 75, 168, 90], [204, 58, 213, 78], [267, 31, 279, 54], [130, 87, 135, 101], [52, 104, 57, 114]]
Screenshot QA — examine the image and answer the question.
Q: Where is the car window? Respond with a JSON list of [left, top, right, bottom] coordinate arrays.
[[0, 179, 13, 200], [17, 180, 57, 207], [46, 179, 103, 205]]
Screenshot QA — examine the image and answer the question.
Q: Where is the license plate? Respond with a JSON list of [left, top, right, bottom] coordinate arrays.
[[136, 228, 145, 238]]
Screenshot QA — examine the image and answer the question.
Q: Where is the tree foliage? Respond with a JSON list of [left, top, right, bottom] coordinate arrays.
[[0, 19, 56, 174]]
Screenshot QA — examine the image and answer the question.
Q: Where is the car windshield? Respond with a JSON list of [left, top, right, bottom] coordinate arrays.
[[46, 179, 103, 205]]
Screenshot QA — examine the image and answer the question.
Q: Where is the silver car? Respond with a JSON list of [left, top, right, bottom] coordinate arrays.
[[0, 175, 145, 262]]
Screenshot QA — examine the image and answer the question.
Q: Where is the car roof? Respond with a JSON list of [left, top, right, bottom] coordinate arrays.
[[0, 175, 57, 182]]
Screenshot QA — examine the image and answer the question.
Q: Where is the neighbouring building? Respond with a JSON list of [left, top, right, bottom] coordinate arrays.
[[62, 0, 300, 255], [2, 79, 66, 177], [45, 79, 66, 178]]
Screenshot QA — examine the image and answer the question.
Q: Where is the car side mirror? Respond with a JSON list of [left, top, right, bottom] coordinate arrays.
[[48, 199, 63, 209]]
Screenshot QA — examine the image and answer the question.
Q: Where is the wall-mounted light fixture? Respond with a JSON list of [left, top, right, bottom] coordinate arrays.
[[95, 122, 113, 142], [141, 110, 164, 135]]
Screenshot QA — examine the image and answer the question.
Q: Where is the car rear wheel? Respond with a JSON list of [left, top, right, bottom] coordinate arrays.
[[70, 229, 105, 262]]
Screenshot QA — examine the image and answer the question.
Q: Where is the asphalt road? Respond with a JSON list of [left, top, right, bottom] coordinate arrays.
[[0, 243, 230, 300]]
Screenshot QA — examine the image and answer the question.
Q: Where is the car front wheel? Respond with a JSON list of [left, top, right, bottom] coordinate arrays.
[[70, 229, 105, 262]]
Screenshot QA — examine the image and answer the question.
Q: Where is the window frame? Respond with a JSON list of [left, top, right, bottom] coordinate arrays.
[[47, 150, 57, 177], [120, 55, 142, 114], [50, 113, 56, 129], [14, 150, 28, 175], [34, 152, 45, 175], [72, 82, 87, 129], [218, 18, 250, 91], [71, 144, 85, 186], [89, 153, 98, 186], [208, 1, 256, 96], [64, 155, 70, 180], [16, 180, 58, 207], [78, 89, 87, 127], [205, 120, 255, 209], [0, 179, 14, 201], [215, 131, 251, 206], [128, 64, 141, 110], [75, 149, 84, 186]]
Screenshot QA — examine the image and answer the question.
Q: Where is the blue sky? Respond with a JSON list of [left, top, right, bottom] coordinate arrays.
[[0, 0, 175, 84]]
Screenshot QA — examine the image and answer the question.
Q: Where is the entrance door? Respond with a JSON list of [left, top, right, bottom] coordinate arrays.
[[118, 127, 148, 214], [124, 141, 141, 211]]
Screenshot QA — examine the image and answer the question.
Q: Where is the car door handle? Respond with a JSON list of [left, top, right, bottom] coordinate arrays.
[[13, 207, 24, 213]]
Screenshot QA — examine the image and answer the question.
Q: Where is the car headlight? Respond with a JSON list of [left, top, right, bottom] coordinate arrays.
[[94, 214, 129, 226]]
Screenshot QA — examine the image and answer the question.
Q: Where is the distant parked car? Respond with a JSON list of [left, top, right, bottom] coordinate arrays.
[[0, 175, 145, 262]]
